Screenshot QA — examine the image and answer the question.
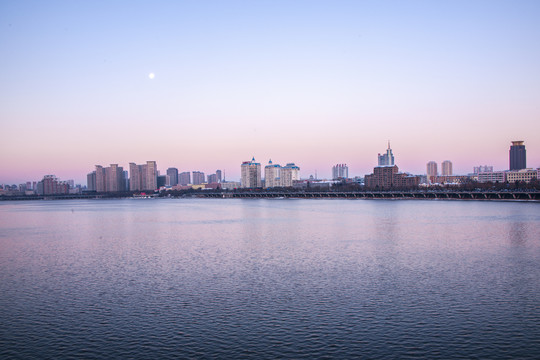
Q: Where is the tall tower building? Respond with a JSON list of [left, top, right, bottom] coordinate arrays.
[[509, 141, 526, 170], [129, 163, 141, 191], [441, 160, 453, 176], [216, 170, 222, 183], [241, 157, 262, 188], [95, 165, 106, 192], [378, 141, 395, 166], [264, 160, 281, 188], [145, 161, 157, 190], [426, 161, 438, 177]]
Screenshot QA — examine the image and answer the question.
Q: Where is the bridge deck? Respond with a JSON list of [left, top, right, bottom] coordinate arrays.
[[197, 191, 540, 201]]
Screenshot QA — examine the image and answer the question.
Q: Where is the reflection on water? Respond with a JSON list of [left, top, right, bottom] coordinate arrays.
[[510, 221, 527, 246], [0, 199, 539, 359]]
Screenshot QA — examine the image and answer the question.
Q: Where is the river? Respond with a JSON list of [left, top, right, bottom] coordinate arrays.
[[1, 199, 539, 359]]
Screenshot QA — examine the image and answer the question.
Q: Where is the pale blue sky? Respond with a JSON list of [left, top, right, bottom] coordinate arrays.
[[1, 1, 539, 183]]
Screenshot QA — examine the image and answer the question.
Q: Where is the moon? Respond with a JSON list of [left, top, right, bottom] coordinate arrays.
[[148, 73, 155, 79]]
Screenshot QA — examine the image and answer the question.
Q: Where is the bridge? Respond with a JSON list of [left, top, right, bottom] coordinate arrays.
[[196, 191, 540, 201], [2, 190, 539, 201]]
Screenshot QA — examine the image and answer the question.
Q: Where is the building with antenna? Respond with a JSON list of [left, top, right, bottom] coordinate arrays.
[[378, 141, 395, 166]]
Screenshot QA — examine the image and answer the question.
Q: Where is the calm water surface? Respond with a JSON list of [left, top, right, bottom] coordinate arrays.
[[0, 199, 539, 359]]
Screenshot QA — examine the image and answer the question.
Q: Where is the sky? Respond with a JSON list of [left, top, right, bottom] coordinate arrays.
[[1, 0, 539, 184]]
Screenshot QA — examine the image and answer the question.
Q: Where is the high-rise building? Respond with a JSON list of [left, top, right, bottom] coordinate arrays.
[[280, 163, 300, 187], [207, 174, 218, 183], [129, 161, 158, 191], [427, 161, 438, 177], [146, 161, 157, 190], [87, 171, 96, 191], [192, 171, 205, 185], [378, 141, 395, 166], [241, 157, 261, 188], [166, 168, 178, 186], [509, 141, 526, 170], [157, 175, 167, 188], [94, 164, 125, 192], [264, 160, 281, 188], [95, 165, 106, 192], [179, 172, 191, 186], [129, 163, 140, 191], [123, 170, 129, 190], [441, 160, 453, 176], [216, 170, 222, 183], [332, 164, 349, 179], [106, 164, 125, 192]]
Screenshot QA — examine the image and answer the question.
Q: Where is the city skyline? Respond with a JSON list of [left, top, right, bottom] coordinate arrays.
[[0, 139, 537, 186], [1, 1, 539, 184]]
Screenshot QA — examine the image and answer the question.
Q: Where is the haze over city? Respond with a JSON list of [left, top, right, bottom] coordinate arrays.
[[1, 1, 539, 184]]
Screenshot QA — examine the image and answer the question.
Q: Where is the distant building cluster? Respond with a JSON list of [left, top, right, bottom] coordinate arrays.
[[476, 168, 539, 184], [364, 142, 420, 189], [85, 161, 225, 193], [362, 140, 537, 189], [473, 140, 536, 184], [2, 140, 538, 197], [474, 165, 493, 174], [240, 158, 300, 189], [36, 175, 70, 195], [0, 175, 83, 196], [86, 164, 129, 192]]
